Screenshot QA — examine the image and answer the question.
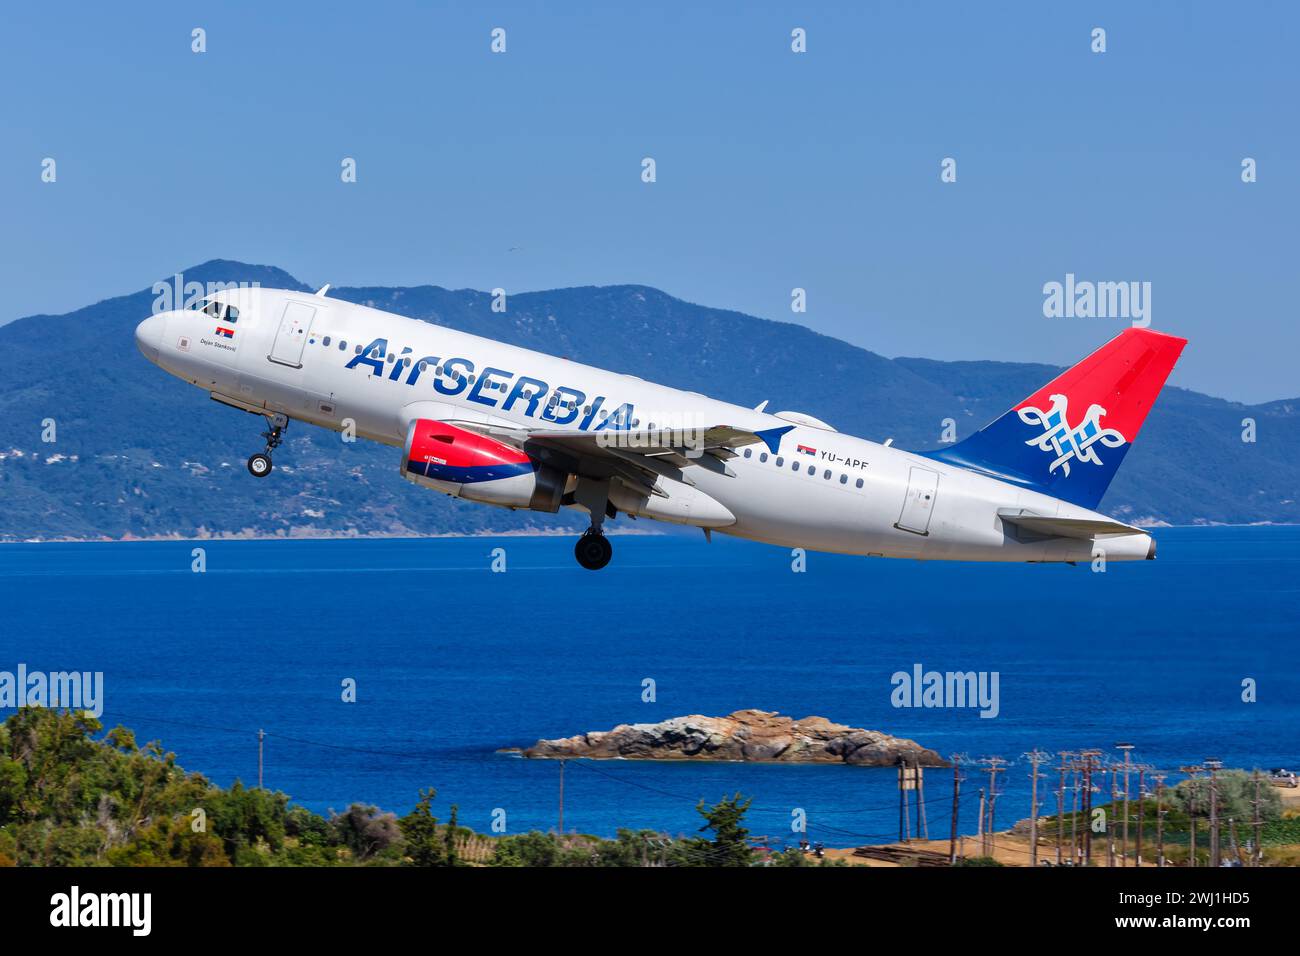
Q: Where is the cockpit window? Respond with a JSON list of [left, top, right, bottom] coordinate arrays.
[[196, 299, 238, 322]]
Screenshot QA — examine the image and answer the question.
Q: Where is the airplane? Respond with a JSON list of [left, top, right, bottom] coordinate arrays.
[[135, 285, 1186, 570]]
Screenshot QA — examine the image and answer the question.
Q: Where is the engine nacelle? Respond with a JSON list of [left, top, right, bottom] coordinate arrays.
[[401, 419, 566, 512]]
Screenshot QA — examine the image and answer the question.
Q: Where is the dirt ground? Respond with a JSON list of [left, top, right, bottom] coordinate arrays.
[[825, 783, 1300, 867], [822, 833, 1042, 867], [823, 831, 1188, 867]]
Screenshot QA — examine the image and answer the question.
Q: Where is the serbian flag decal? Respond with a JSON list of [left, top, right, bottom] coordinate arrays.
[[215, 326, 235, 339]]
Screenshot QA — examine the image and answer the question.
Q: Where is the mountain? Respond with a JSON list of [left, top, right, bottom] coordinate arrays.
[[0, 260, 1294, 540]]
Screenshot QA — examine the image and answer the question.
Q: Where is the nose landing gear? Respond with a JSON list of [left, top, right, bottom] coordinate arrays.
[[246, 413, 288, 478]]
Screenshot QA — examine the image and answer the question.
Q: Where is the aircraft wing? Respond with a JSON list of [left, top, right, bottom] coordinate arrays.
[[470, 422, 794, 496], [997, 509, 1145, 539]]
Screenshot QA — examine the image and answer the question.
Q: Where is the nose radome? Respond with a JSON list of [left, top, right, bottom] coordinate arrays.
[[134, 313, 165, 362]]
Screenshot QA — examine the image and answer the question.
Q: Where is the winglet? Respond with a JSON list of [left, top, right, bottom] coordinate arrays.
[[754, 425, 795, 454], [315, 284, 331, 298]]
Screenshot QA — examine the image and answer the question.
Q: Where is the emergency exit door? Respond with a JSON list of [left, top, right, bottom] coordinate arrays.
[[268, 301, 316, 368], [895, 467, 940, 535]]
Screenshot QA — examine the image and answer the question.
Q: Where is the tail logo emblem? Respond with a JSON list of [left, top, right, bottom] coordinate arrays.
[[1018, 394, 1126, 476]]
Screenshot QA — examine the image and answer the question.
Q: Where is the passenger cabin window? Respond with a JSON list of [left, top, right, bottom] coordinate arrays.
[[323, 336, 331, 347], [856, 478, 864, 489]]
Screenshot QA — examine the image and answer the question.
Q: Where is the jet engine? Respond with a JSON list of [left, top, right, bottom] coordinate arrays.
[[401, 419, 566, 512]]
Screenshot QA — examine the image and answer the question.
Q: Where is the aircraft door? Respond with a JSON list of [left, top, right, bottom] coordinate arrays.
[[895, 466, 939, 535], [268, 301, 317, 368]]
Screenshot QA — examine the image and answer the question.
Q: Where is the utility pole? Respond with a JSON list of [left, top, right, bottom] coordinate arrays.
[[1252, 769, 1263, 867], [1154, 773, 1166, 867], [1025, 750, 1049, 867], [949, 756, 963, 865], [1116, 743, 1134, 867], [916, 759, 929, 841], [1107, 764, 1118, 867], [1135, 765, 1147, 866], [1070, 760, 1082, 865], [1055, 752, 1073, 865], [558, 758, 566, 835], [979, 758, 1006, 859], [1206, 758, 1222, 868], [1079, 750, 1101, 865], [898, 758, 911, 843], [976, 788, 986, 856], [1180, 764, 1204, 867], [257, 728, 265, 789]]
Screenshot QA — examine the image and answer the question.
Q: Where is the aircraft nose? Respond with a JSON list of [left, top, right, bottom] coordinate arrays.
[[134, 313, 165, 362]]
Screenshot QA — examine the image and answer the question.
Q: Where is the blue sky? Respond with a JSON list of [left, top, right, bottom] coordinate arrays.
[[2, 1, 1295, 401]]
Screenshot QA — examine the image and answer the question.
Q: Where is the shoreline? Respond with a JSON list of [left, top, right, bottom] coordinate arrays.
[[0, 522, 1294, 545]]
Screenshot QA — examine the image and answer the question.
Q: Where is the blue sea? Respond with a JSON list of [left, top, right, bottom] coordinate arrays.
[[1, 527, 1296, 849]]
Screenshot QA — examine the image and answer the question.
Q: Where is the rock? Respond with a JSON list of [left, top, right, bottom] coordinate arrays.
[[518, 709, 947, 768]]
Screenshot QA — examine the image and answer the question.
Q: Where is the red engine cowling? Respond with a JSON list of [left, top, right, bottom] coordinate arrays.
[[401, 419, 566, 512]]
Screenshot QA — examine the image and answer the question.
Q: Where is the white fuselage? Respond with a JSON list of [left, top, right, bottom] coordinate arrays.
[[136, 287, 1155, 562]]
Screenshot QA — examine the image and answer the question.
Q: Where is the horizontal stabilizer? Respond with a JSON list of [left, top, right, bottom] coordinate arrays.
[[997, 509, 1144, 539]]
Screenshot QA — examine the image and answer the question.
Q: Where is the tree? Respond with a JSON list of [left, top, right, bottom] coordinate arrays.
[[693, 793, 754, 867], [1170, 771, 1282, 825], [593, 829, 673, 867], [208, 781, 289, 862], [444, 803, 459, 866], [491, 831, 562, 867], [398, 788, 445, 867], [330, 804, 401, 861]]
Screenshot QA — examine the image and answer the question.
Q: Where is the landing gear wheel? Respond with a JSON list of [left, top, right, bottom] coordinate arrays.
[[574, 531, 612, 571], [247, 414, 288, 479], [247, 453, 273, 478]]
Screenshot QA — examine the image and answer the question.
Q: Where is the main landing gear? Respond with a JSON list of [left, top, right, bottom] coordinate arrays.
[[572, 476, 614, 570], [247, 413, 288, 478], [574, 529, 612, 571]]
